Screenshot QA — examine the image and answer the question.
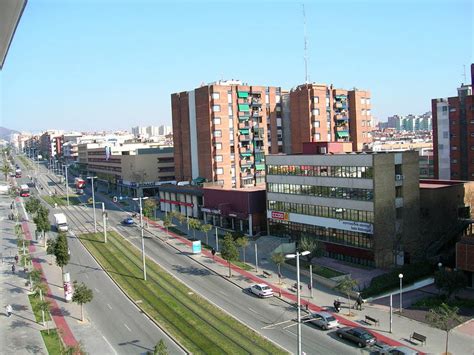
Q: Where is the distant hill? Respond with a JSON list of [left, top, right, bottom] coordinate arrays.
[[0, 127, 19, 141]]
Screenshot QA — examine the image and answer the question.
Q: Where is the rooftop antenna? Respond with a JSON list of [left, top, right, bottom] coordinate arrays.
[[303, 3, 309, 84], [462, 64, 466, 83]]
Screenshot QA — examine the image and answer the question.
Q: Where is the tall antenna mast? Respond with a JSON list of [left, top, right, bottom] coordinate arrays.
[[303, 4, 309, 84], [462, 64, 467, 83]]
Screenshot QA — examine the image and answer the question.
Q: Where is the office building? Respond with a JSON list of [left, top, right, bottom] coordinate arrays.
[[172, 80, 284, 189], [432, 63, 474, 180], [266, 150, 420, 268], [287, 84, 373, 153]]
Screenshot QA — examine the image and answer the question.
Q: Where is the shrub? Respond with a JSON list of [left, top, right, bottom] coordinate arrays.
[[361, 262, 434, 298]]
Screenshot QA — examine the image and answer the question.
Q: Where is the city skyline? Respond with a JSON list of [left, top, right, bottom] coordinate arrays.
[[1, 0, 472, 132]]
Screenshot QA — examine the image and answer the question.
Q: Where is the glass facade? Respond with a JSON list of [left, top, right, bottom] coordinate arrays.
[[267, 164, 373, 178], [268, 200, 373, 223], [267, 183, 373, 201]]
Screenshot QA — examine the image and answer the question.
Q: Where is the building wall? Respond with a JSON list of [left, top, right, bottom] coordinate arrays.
[[171, 92, 192, 181], [348, 90, 372, 151]]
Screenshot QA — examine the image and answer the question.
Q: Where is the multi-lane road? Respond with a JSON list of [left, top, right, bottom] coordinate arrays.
[[18, 156, 369, 354]]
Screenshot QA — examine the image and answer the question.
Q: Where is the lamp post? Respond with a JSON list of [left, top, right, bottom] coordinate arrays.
[[87, 176, 98, 232], [286, 249, 310, 355], [399, 273, 404, 314], [64, 164, 70, 207], [133, 196, 149, 281], [101, 202, 107, 243]]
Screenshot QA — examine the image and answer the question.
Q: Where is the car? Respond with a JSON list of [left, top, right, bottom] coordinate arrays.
[[374, 345, 420, 355], [336, 327, 376, 348], [250, 284, 273, 298], [306, 311, 339, 330], [122, 217, 134, 225]]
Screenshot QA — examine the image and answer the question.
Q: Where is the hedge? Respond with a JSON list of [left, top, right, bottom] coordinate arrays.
[[361, 262, 434, 298]]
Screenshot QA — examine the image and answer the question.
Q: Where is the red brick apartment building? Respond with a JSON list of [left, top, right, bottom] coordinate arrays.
[[432, 63, 474, 180], [289, 84, 372, 153], [172, 80, 284, 189]]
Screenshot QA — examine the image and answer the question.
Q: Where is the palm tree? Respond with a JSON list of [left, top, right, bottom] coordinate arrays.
[[188, 218, 201, 240], [426, 303, 462, 355], [33, 281, 48, 301], [1, 162, 12, 181], [201, 224, 212, 246], [28, 269, 42, 291], [271, 252, 285, 285]]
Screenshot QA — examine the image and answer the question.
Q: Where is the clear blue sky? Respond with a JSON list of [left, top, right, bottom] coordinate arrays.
[[1, 0, 472, 132]]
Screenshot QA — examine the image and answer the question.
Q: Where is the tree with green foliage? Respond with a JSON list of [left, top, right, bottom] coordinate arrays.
[[46, 238, 56, 265], [299, 235, 325, 263], [33, 281, 48, 301], [188, 218, 201, 240], [54, 233, 70, 274], [176, 212, 186, 226], [0, 162, 12, 181], [33, 205, 50, 247], [37, 299, 51, 329], [29, 268, 43, 291], [426, 303, 462, 355], [163, 215, 172, 237], [220, 233, 239, 278], [153, 339, 168, 355], [72, 281, 94, 322], [25, 197, 41, 215], [201, 223, 212, 246], [143, 199, 157, 219], [335, 275, 358, 315], [235, 235, 249, 264], [434, 268, 467, 300], [271, 252, 285, 285]]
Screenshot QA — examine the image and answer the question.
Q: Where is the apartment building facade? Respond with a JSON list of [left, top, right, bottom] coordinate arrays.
[[266, 151, 420, 268], [288, 84, 373, 153], [172, 80, 284, 189], [432, 63, 474, 180]]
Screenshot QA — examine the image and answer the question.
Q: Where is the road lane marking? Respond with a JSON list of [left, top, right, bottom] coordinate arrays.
[[124, 323, 131, 332], [107, 304, 112, 310], [102, 335, 118, 355], [95, 287, 100, 293], [248, 307, 257, 313], [84, 274, 89, 279]]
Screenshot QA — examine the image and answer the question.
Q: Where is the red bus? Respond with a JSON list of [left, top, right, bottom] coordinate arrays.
[[19, 184, 30, 197], [75, 177, 86, 189]]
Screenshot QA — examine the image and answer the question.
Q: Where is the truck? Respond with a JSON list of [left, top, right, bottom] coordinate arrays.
[[54, 213, 68, 232], [15, 168, 22, 178]]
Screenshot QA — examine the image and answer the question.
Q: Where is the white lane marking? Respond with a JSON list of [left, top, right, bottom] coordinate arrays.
[[248, 307, 257, 313], [107, 304, 112, 310], [102, 335, 118, 355], [219, 290, 227, 296], [84, 274, 89, 279], [94, 287, 100, 293], [124, 323, 131, 332]]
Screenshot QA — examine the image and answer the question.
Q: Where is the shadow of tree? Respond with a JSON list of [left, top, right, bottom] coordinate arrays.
[[25, 344, 44, 353], [172, 265, 212, 276]]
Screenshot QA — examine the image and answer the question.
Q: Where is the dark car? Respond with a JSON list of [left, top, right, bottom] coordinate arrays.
[[336, 327, 376, 348], [122, 217, 134, 225]]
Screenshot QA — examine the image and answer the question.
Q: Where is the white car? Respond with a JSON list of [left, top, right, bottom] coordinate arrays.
[[306, 311, 339, 330], [250, 284, 273, 298]]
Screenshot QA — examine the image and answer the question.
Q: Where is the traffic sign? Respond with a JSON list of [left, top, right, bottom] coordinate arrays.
[[87, 197, 93, 204], [113, 196, 118, 202]]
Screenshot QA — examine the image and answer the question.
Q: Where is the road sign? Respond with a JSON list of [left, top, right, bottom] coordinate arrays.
[[113, 196, 118, 202], [87, 197, 93, 204]]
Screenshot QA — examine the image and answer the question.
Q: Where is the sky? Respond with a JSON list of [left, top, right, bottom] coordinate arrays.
[[0, 0, 472, 133]]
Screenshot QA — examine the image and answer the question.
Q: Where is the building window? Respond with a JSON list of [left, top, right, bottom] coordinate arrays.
[[213, 117, 221, 125], [361, 98, 366, 104], [362, 109, 366, 115], [227, 93, 232, 102], [314, 133, 321, 140], [228, 105, 233, 115], [215, 143, 222, 150], [276, 106, 282, 112], [442, 106, 448, 112], [366, 98, 371, 105], [452, 146, 457, 151], [313, 96, 319, 104], [452, 159, 457, 164], [216, 168, 224, 175], [265, 94, 269, 104], [215, 155, 223, 162], [367, 109, 371, 116], [211, 92, 220, 100], [313, 121, 320, 128], [213, 130, 222, 138], [312, 108, 320, 116], [276, 95, 281, 103], [212, 105, 221, 112]]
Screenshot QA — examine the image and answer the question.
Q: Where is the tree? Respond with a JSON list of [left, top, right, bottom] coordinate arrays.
[[188, 218, 201, 240], [271, 252, 285, 285], [143, 199, 157, 219], [220, 233, 239, 277], [37, 299, 51, 329], [33, 205, 50, 247], [434, 269, 467, 300], [299, 235, 325, 263], [176, 212, 186, 226], [0, 162, 12, 181], [163, 215, 172, 237], [28, 268, 42, 291], [235, 235, 249, 264], [25, 197, 41, 215], [72, 281, 94, 322], [33, 281, 48, 301], [335, 275, 358, 316], [201, 224, 212, 246], [153, 339, 168, 355], [426, 303, 462, 355], [46, 238, 56, 265], [54, 233, 70, 274]]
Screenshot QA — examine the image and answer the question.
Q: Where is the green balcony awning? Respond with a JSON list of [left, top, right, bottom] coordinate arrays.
[[238, 116, 250, 121], [240, 153, 252, 157], [237, 92, 249, 98], [255, 164, 265, 171], [239, 128, 250, 135], [238, 104, 250, 112], [336, 131, 349, 138]]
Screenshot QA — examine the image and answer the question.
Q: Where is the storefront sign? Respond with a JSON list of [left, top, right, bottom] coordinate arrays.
[[192, 240, 202, 254], [271, 211, 289, 220]]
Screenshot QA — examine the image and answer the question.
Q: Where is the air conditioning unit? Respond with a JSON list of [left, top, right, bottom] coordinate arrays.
[[395, 174, 404, 181]]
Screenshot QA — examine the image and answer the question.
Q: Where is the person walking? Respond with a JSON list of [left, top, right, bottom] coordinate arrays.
[[14, 255, 19, 264], [5, 304, 12, 317], [356, 294, 363, 311], [11, 264, 15, 274]]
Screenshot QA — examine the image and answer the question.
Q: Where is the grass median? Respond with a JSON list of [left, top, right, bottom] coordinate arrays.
[[42, 195, 81, 207], [80, 231, 287, 355], [28, 294, 52, 323]]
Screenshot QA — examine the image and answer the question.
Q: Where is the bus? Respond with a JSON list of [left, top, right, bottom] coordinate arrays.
[[74, 177, 86, 189], [19, 184, 30, 197]]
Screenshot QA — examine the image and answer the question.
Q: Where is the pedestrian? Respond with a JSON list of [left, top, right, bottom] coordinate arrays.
[[11, 264, 15, 274], [211, 248, 216, 260], [14, 255, 18, 264], [5, 304, 12, 317], [356, 294, 363, 311]]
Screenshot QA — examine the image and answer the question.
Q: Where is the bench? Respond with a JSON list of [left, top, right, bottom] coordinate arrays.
[[410, 332, 427, 345], [262, 271, 272, 278], [365, 315, 379, 326]]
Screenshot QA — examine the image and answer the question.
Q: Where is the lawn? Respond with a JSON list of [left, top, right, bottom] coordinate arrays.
[[80, 231, 287, 355], [42, 195, 81, 206], [286, 259, 344, 279], [17, 156, 32, 170], [413, 295, 474, 309], [40, 329, 62, 354], [28, 293, 52, 323]]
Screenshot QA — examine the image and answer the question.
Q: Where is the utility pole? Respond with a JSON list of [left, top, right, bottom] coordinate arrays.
[[87, 176, 98, 232]]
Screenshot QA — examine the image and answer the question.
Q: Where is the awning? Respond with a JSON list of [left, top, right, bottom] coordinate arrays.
[[238, 104, 250, 112], [336, 131, 349, 138], [255, 164, 265, 171], [239, 128, 249, 135], [237, 92, 249, 98], [238, 116, 250, 121], [240, 153, 252, 157]]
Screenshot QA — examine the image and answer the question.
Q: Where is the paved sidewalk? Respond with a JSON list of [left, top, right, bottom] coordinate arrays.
[[0, 195, 47, 355]]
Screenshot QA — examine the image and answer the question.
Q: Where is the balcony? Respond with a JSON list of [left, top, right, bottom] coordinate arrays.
[[251, 99, 262, 107], [239, 122, 250, 129], [252, 111, 261, 118], [239, 135, 251, 142]]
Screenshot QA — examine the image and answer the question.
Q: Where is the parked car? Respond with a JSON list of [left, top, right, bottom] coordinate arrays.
[[306, 311, 339, 330], [122, 217, 134, 225], [250, 284, 273, 298], [336, 327, 376, 348], [374, 345, 419, 355]]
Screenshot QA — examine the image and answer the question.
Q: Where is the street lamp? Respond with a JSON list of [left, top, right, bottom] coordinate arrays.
[[399, 273, 404, 314], [286, 249, 310, 355], [87, 176, 98, 232], [64, 164, 70, 206], [133, 196, 149, 281]]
